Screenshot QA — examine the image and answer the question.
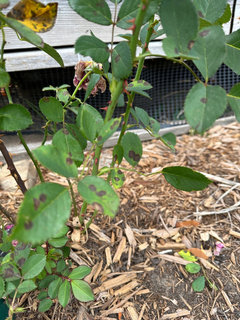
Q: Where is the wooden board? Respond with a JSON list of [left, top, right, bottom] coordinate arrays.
[[1, 0, 239, 71]]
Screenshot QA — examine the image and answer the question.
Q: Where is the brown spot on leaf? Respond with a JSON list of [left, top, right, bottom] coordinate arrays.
[[24, 221, 33, 230], [92, 202, 104, 213], [42, 97, 50, 102], [63, 128, 69, 135], [33, 198, 40, 210], [96, 190, 106, 197], [201, 98, 207, 104], [68, 152, 72, 157], [17, 243, 27, 250], [188, 40, 195, 50], [114, 177, 120, 182], [4, 267, 14, 278], [97, 136, 103, 141], [115, 55, 120, 63], [199, 29, 210, 37], [118, 170, 123, 175], [198, 10, 204, 18], [17, 257, 26, 267], [89, 184, 97, 192], [128, 150, 141, 162], [174, 48, 179, 54], [128, 83, 134, 87], [39, 193, 47, 203], [110, 120, 119, 130], [66, 157, 73, 165]]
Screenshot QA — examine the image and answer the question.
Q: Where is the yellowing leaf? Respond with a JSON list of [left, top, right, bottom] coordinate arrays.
[[7, 0, 58, 33], [178, 250, 198, 262]]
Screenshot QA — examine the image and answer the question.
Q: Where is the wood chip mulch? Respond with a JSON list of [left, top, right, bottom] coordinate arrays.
[[1, 122, 240, 320]]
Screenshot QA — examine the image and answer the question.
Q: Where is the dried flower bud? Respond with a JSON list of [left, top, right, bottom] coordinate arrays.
[[73, 60, 106, 97]]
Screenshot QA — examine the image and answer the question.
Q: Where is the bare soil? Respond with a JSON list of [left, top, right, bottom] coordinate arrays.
[[1, 122, 240, 320]]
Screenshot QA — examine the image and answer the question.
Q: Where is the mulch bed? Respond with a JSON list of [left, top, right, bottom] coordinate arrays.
[[1, 122, 240, 320]]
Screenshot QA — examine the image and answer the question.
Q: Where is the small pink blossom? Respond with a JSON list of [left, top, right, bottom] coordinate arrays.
[[5, 224, 14, 231], [213, 241, 224, 256], [12, 240, 18, 247]]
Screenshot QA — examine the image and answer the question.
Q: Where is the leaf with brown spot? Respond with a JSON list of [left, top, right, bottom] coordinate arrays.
[[11, 183, 71, 244], [78, 176, 119, 218], [121, 132, 142, 167], [96, 117, 121, 146]]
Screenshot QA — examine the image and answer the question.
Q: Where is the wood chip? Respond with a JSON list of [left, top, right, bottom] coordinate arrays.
[[114, 280, 139, 297], [157, 242, 186, 250], [138, 242, 149, 251], [229, 229, 240, 239], [125, 224, 137, 249], [105, 247, 112, 266], [127, 306, 139, 320], [221, 290, 234, 312], [94, 273, 137, 293], [152, 228, 180, 239], [161, 309, 190, 319], [113, 236, 127, 263], [155, 253, 197, 266], [88, 222, 111, 243]]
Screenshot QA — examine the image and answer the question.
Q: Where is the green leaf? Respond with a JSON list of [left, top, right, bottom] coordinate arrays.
[[149, 117, 161, 135], [135, 107, 150, 127], [12, 183, 72, 244], [77, 103, 103, 142], [193, 0, 227, 24], [69, 266, 91, 280], [0, 104, 32, 131], [215, 3, 231, 25], [113, 145, 124, 164], [13, 243, 31, 268], [0, 14, 43, 47], [160, 0, 198, 55], [2, 263, 21, 281], [117, 0, 138, 29], [126, 80, 152, 98], [33, 145, 78, 178], [68, 0, 112, 25], [84, 74, 101, 102], [178, 250, 198, 262], [39, 97, 63, 122], [184, 82, 227, 133], [0, 68, 10, 88], [162, 166, 212, 191], [53, 226, 69, 239], [5, 282, 16, 295], [18, 280, 37, 294], [48, 236, 68, 248], [190, 26, 225, 81], [112, 42, 132, 80], [38, 43, 64, 68], [22, 254, 46, 279], [37, 291, 48, 300], [192, 276, 205, 292], [185, 263, 201, 274], [48, 277, 62, 299], [71, 280, 94, 302], [228, 83, 240, 122], [58, 280, 71, 308], [96, 118, 121, 145], [224, 29, 240, 75], [75, 35, 109, 64], [39, 275, 58, 289], [78, 176, 120, 218], [0, 277, 5, 298], [161, 132, 176, 147], [111, 168, 125, 189], [66, 123, 87, 151], [38, 298, 53, 313], [52, 129, 84, 164], [56, 260, 67, 273], [121, 132, 142, 167]]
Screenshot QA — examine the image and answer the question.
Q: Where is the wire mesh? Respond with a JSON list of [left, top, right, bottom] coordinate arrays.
[[1, 58, 239, 134]]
